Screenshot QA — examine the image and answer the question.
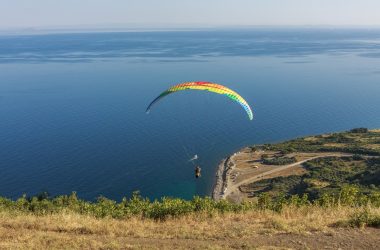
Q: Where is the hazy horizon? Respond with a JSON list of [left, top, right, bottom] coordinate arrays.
[[2, 0, 380, 33], [2, 24, 380, 37]]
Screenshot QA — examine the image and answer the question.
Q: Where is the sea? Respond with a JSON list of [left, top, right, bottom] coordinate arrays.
[[1, 28, 380, 201]]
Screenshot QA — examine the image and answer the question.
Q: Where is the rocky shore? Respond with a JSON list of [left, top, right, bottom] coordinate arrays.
[[211, 153, 238, 200]]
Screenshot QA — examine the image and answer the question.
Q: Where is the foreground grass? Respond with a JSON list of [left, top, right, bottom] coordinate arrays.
[[1, 205, 379, 249], [1, 186, 380, 249]]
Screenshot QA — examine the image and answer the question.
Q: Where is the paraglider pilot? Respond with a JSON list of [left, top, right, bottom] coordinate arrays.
[[195, 166, 201, 178]]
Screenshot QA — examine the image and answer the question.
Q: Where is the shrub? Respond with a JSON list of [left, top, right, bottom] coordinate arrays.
[[350, 128, 368, 133], [316, 193, 336, 207], [345, 209, 380, 228], [257, 193, 272, 210], [262, 157, 296, 165], [288, 194, 310, 207], [339, 185, 360, 206], [352, 154, 365, 161], [0, 186, 379, 220]]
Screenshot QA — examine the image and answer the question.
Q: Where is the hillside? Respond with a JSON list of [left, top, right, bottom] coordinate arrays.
[[214, 128, 380, 203]]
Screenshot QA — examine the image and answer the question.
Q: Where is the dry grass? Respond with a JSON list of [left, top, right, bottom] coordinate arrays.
[[367, 144, 380, 150], [1, 206, 379, 249]]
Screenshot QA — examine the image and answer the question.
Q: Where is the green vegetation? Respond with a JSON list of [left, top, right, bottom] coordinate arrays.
[[1, 186, 379, 221], [262, 156, 296, 165], [247, 156, 380, 199], [339, 209, 380, 228], [350, 128, 369, 133], [263, 128, 380, 155], [246, 128, 380, 200]]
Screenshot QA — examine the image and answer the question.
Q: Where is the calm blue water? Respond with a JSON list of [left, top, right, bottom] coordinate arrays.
[[1, 29, 380, 201]]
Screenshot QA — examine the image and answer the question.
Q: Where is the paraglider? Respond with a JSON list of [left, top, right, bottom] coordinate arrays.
[[146, 81, 253, 179], [195, 166, 201, 178], [189, 155, 201, 179], [146, 81, 253, 120]]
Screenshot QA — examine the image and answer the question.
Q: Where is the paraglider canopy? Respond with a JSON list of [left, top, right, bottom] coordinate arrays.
[[146, 81, 253, 120], [189, 154, 198, 162]]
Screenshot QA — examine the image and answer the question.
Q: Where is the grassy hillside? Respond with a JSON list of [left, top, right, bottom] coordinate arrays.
[[245, 128, 380, 199], [1, 195, 380, 249], [1, 199, 380, 249], [262, 128, 380, 155]]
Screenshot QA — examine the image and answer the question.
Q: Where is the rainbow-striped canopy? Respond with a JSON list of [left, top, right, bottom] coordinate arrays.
[[146, 81, 253, 120]]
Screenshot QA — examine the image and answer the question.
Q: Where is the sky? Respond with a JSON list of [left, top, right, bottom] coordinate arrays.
[[1, 0, 380, 30]]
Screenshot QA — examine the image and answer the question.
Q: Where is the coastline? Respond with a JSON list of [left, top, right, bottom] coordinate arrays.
[[211, 152, 239, 201], [210, 146, 356, 201], [211, 128, 380, 202], [211, 158, 226, 200]]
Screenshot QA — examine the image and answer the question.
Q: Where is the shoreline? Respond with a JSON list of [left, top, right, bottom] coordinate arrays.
[[211, 152, 239, 201], [211, 158, 227, 201]]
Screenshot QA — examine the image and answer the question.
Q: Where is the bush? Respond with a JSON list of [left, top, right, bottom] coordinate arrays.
[[288, 194, 310, 207], [316, 193, 336, 207], [262, 157, 296, 165], [352, 154, 365, 161], [350, 128, 368, 133], [257, 193, 272, 210], [0, 186, 379, 220], [339, 185, 360, 206], [345, 209, 380, 228]]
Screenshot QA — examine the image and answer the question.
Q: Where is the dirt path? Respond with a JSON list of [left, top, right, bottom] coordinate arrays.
[[111, 228, 380, 249], [222, 153, 352, 199], [1, 225, 379, 249]]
